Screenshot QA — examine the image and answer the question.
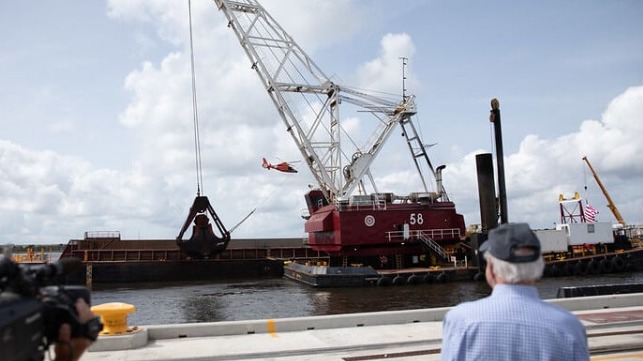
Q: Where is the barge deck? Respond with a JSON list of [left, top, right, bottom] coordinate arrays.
[[59, 233, 323, 285]]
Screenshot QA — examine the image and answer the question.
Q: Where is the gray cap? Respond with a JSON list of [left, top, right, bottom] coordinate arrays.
[[480, 223, 541, 263]]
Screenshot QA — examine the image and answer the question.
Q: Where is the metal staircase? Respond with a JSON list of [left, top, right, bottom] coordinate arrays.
[[418, 231, 451, 262]]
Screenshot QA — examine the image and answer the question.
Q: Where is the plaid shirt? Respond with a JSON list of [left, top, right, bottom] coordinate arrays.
[[441, 284, 589, 361]]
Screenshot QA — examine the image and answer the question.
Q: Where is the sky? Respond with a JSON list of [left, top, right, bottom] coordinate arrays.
[[1, 0, 643, 245]]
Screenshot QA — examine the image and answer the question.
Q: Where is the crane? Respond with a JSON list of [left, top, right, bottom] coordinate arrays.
[[582, 156, 626, 227], [212, 0, 445, 205], [212, 0, 465, 262]]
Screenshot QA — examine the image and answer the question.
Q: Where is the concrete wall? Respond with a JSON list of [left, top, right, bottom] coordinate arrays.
[[145, 293, 643, 340]]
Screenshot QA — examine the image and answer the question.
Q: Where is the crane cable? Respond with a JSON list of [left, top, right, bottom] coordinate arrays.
[[583, 161, 590, 204], [188, 0, 204, 196]]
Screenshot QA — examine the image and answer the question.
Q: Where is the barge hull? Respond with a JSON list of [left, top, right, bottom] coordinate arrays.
[[59, 235, 318, 285], [66, 258, 284, 285]]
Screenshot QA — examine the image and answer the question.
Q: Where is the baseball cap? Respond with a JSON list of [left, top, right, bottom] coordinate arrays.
[[479, 222, 541, 263]]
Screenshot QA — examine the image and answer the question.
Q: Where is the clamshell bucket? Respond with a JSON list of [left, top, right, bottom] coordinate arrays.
[[176, 196, 231, 258]]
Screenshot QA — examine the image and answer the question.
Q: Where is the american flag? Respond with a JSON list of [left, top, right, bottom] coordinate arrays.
[[585, 203, 599, 223]]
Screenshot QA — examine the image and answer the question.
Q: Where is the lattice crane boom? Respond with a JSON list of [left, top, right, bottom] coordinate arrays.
[[213, 0, 437, 203]]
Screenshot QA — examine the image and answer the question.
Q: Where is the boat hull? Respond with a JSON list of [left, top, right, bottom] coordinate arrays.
[[543, 247, 643, 277], [283, 261, 478, 288], [305, 199, 466, 257], [59, 236, 319, 285], [65, 258, 283, 285]]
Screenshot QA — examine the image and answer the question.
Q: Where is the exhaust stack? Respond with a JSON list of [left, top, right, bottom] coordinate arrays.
[[436, 165, 446, 200]]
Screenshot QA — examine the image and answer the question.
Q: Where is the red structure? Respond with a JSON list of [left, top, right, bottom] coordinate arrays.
[[559, 192, 587, 224]]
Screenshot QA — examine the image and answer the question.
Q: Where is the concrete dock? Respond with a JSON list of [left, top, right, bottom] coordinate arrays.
[[82, 293, 643, 360]]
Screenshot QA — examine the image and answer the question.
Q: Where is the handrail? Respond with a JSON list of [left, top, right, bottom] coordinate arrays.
[[84, 231, 121, 240], [417, 231, 451, 261], [384, 228, 458, 262], [385, 228, 461, 242]]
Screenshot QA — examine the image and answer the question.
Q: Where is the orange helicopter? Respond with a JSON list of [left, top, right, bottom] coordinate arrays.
[[262, 157, 298, 173]]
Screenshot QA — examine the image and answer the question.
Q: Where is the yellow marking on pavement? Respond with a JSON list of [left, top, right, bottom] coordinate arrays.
[[592, 352, 643, 360], [267, 319, 278, 338]]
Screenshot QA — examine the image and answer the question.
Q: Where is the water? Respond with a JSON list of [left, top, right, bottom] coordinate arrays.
[[90, 272, 643, 326]]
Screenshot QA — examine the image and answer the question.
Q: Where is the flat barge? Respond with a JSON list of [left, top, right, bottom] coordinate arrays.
[[283, 262, 478, 287], [58, 230, 643, 287], [59, 231, 477, 287], [60, 232, 323, 285]]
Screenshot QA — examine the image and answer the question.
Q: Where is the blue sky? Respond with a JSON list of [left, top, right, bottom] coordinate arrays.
[[1, 0, 642, 244]]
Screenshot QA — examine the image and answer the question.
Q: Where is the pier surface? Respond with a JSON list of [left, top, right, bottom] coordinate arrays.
[[82, 293, 643, 360]]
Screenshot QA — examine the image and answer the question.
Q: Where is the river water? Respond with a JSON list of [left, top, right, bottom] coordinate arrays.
[[89, 272, 643, 326]]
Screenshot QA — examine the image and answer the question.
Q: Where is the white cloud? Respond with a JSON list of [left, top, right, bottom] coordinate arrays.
[[260, 0, 366, 53], [355, 33, 417, 95], [1, 1, 642, 245], [447, 86, 643, 229]]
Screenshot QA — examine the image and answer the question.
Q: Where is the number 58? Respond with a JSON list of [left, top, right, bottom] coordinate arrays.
[[410, 213, 423, 225]]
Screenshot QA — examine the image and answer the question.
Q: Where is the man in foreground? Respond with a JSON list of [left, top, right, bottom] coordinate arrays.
[[54, 298, 100, 361], [440, 222, 589, 361]]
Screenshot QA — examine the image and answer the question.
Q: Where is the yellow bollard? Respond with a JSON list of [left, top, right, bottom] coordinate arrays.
[[91, 302, 136, 335]]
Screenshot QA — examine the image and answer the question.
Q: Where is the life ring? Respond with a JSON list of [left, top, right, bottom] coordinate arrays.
[[612, 257, 626, 272], [423, 273, 435, 283], [376, 277, 391, 287], [407, 274, 421, 285], [573, 262, 584, 276], [436, 272, 448, 283], [392, 275, 406, 286], [600, 259, 614, 273], [473, 272, 485, 281], [547, 264, 561, 277], [586, 260, 601, 275]]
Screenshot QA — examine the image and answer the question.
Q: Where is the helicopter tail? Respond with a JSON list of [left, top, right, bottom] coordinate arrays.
[[261, 158, 270, 170]]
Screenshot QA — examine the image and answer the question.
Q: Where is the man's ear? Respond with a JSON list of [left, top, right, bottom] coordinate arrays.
[[485, 259, 497, 285]]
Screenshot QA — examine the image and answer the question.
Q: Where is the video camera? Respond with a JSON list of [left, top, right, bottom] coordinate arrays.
[[0, 252, 102, 361]]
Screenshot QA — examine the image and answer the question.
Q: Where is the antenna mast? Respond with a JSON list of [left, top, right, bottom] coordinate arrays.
[[400, 57, 408, 101]]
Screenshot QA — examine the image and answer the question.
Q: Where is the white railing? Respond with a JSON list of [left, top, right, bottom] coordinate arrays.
[[385, 228, 461, 242], [417, 232, 450, 261], [84, 231, 121, 240], [383, 228, 461, 262]]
